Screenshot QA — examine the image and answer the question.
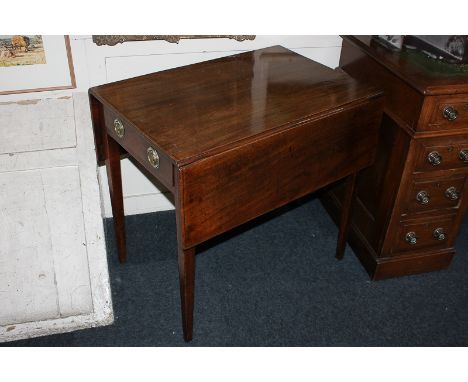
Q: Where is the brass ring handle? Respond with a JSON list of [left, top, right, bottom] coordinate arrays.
[[433, 228, 446, 241], [445, 186, 460, 201], [113, 118, 125, 138], [405, 232, 417, 245], [443, 106, 458, 121], [427, 151, 442, 166], [459, 149, 468, 163], [416, 191, 430, 205], [147, 147, 160, 169]]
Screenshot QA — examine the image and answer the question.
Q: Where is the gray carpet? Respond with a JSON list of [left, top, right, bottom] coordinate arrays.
[[4, 194, 468, 346]]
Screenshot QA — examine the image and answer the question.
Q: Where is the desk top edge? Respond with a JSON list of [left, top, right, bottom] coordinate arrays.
[[343, 36, 468, 96]]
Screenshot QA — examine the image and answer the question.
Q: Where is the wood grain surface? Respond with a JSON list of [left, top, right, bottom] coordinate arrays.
[[90, 45, 381, 165]]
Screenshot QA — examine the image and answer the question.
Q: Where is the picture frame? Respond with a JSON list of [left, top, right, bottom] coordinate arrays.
[[0, 35, 76, 95]]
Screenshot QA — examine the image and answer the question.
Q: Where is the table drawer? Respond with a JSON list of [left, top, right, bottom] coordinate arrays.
[[421, 95, 468, 132], [413, 135, 468, 173], [401, 174, 466, 215], [103, 108, 174, 191], [392, 214, 456, 254]]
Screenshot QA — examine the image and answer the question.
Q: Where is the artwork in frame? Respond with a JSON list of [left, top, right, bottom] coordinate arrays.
[[0, 35, 75, 95], [0, 35, 46, 67]]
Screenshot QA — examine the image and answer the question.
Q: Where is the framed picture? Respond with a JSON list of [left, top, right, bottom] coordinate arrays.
[[0, 35, 76, 95]]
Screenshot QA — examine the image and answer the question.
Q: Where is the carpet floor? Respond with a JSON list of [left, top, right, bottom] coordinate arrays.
[[4, 194, 468, 346]]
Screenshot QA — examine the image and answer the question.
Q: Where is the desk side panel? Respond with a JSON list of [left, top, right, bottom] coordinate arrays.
[[179, 98, 384, 248]]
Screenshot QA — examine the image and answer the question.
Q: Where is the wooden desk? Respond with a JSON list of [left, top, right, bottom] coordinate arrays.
[[89, 46, 383, 341], [322, 36, 468, 280]]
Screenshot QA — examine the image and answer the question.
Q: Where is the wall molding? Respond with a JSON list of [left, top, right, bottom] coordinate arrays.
[[92, 35, 256, 46]]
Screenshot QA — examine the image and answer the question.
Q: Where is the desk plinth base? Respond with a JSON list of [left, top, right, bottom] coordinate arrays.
[[320, 188, 455, 281]]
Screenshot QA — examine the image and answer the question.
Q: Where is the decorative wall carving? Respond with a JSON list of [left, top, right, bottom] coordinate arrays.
[[92, 35, 256, 46]]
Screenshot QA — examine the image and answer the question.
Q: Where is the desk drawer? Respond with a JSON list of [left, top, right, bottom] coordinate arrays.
[[413, 135, 468, 173], [103, 108, 174, 191], [392, 214, 456, 254], [401, 174, 466, 216], [420, 95, 468, 132]]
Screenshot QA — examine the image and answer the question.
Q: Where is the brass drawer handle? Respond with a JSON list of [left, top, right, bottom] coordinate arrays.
[[445, 186, 460, 201], [443, 106, 458, 121], [416, 191, 430, 205], [459, 149, 468, 162], [113, 118, 125, 138], [433, 227, 446, 241], [427, 151, 442, 166], [147, 147, 160, 169], [405, 232, 417, 245]]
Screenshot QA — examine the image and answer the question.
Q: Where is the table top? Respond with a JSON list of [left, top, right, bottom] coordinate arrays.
[[90, 45, 381, 165], [344, 36, 468, 96]]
